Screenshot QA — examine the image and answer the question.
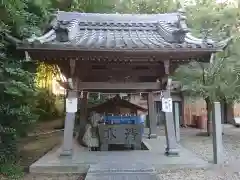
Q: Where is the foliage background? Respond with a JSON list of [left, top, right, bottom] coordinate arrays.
[[1, 0, 240, 178], [0, 0, 62, 178]]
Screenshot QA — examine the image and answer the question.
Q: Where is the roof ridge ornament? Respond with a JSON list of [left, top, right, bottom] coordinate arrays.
[[177, 8, 189, 33], [54, 23, 69, 42], [156, 9, 190, 44], [54, 19, 80, 42]]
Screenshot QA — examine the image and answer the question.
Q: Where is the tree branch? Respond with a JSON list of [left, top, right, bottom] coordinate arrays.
[[4, 33, 21, 45], [195, 61, 206, 85], [52, 0, 74, 10]]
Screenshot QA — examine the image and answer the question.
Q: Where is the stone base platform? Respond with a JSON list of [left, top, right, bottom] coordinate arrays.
[[30, 136, 209, 174]]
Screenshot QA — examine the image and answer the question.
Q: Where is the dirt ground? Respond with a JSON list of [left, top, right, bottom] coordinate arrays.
[[29, 118, 64, 135], [19, 132, 63, 171], [24, 173, 86, 180], [15, 119, 64, 179]]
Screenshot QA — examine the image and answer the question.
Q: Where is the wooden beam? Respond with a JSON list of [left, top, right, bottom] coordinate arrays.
[[81, 76, 161, 82], [77, 82, 161, 90], [25, 49, 211, 62], [94, 63, 164, 67], [83, 69, 163, 77]]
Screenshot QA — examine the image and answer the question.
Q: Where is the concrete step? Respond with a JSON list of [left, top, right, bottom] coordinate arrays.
[[86, 163, 159, 180], [88, 163, 156, 174], [85, 173, 160, 180]]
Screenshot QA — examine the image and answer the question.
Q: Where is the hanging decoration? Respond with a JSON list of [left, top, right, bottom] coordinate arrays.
[[80, 91, 83, 98], [25, 51, 31, 62], [160, 91, 164, 100], [72, 90, 162, 96], [162, 97, 172, 112]]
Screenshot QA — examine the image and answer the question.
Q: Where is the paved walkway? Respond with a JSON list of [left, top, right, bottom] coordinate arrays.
[[83, 135, 208, 180]]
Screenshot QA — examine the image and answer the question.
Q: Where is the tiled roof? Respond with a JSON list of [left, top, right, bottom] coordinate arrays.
[[25, 11, 229, 51]]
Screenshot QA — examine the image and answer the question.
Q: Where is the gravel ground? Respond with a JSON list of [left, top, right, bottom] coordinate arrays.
[[180, 125, 240, 164], [158, 168, 240, 180], [156, 125, 240, 180]]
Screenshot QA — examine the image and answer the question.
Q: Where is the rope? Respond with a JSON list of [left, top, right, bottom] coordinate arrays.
[[73, 90, 163, 94]]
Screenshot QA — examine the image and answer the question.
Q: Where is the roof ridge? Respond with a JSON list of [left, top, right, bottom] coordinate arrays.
[[56, 10, 179, 16], [23, 10, 230, 51], [53, 11, 181, 25]]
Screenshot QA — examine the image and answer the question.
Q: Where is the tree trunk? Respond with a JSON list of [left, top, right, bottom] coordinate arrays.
[[226, 102, 234, 124], [205, 97, 212, 136]]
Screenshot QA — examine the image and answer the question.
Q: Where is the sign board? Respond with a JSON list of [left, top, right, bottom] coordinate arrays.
[[162, 98, 172, 112], [66, 98, 78, 113], [98, 124, 143, 150]]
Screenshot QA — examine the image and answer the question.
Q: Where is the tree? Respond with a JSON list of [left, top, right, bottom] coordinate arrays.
[[70, 0, 117, 13], [0, 0, 55, 178], [173, 51, 240, 134], [115, 0, 179, 13], [173, 0, 240, 135]]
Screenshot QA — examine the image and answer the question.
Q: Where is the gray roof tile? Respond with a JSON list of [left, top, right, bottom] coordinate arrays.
[[25, 11, 230, 51]]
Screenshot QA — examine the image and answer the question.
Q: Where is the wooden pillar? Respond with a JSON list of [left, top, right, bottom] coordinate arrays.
[[77, 92, 88, 144], [163, 60, 179, 156], [212, 102, 223, 164], [60, 90, 78, 156], [148, 92, 157, 138], [174, 102, 180, 142], [180, 93, 185, 126], [60, 59, 77, 156]]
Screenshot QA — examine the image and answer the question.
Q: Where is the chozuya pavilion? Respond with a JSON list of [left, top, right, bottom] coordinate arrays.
[[17, 9, 229, 169]]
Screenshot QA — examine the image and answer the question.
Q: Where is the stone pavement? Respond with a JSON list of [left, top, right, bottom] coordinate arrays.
[[30, 135, 208, 173], [25, 125, 240, 179], [85, 163, 159, 180], [85, 173, 159, 180]]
